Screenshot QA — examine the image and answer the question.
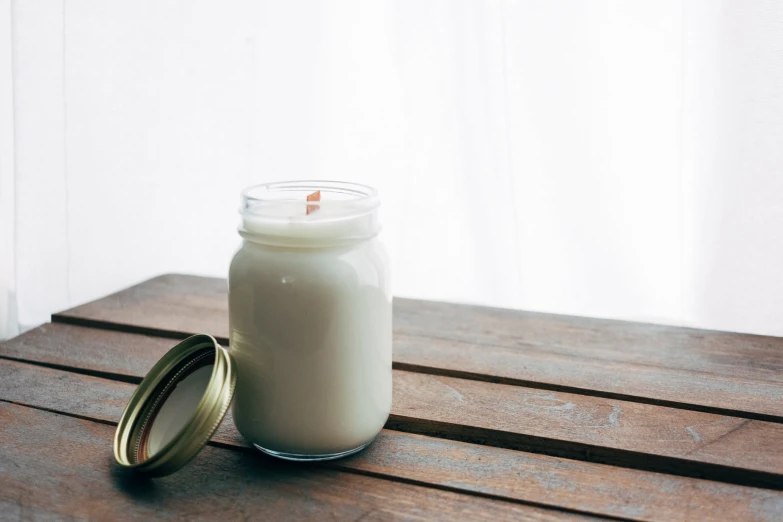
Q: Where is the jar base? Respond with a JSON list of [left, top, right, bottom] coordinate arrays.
[[253, 441, 372, 462]]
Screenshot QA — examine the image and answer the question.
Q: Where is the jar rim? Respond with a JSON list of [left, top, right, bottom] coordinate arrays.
[[238, 181, 381, 247], [241, 180, 379, 217]]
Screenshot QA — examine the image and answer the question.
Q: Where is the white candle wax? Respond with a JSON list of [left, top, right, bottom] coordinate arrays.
[[240, 200, 379, 246]]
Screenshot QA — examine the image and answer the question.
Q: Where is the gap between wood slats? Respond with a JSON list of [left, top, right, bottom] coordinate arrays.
[[2, 402, 601, 522], [386, 415, 783, 490], [48, 314, 783, 425], [4, 351, 783, 491], [0, 398, 625, 522]]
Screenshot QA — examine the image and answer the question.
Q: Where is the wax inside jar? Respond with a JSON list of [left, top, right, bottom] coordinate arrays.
[[229, 239, 392, 457]]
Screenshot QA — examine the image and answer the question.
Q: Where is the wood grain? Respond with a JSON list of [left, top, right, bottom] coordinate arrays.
[[53, 274, 229, 340], [3, 324, 783, 489], [2, 357, 782, 522], [388, 372, 783, 487], [52, 274, 783, 420], [393, 333, 783, 422], [0, 402, 589, 522]]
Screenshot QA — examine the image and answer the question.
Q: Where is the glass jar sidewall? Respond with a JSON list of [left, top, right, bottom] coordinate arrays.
[[228, 237, 392, 456]]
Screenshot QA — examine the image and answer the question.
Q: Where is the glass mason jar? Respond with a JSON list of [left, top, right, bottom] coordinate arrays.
[[229, 181, 392, 461]]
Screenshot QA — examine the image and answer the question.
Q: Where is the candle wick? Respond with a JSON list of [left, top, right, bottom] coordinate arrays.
[[306, 190, 321, 215]]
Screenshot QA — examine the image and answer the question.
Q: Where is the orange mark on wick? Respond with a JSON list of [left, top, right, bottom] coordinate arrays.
[[306, 190, 321, 215]]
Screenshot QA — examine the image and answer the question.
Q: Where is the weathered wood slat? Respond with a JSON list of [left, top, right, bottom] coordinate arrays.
[[3, 324, 783, 489], [2, 357, 781, 522], [0, 402, 589, 522], [53, 274, 230, 340], [52, 274, 783, 420], [394, 297, 783, 382], [393, 334, 783, 423]]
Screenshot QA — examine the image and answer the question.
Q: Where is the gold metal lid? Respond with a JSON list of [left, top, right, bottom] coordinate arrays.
[[113, 334, 236, 477]]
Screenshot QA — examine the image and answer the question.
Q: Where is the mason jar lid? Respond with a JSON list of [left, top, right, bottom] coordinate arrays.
[[113, 334, 236, 477]]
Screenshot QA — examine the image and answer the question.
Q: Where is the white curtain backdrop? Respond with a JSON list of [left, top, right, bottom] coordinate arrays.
[[1, 0, 782, 339]]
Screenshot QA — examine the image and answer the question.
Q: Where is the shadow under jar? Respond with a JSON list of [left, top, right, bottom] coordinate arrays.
[[229, 181, 392, 461]]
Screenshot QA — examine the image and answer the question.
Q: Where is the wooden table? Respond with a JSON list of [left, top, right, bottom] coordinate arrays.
[[1, 274, 782, 521]]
